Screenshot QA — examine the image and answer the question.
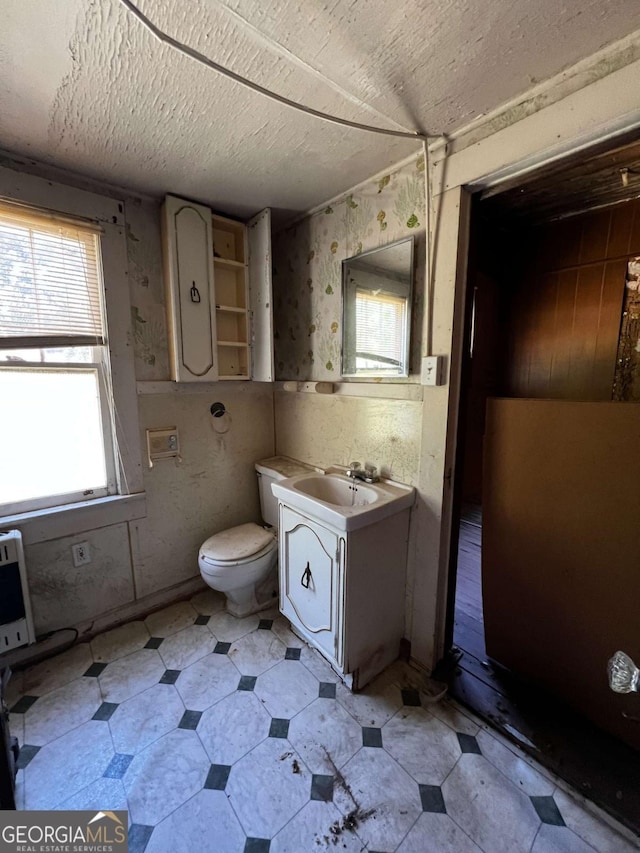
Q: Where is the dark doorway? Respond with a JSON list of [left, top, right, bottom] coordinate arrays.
[[441, 132, 640, 836]]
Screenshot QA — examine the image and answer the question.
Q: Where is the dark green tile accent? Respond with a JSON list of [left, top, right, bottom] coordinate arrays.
[[319, 682, 336, 699], [531, 796, 566, 826], [214, 642, 231, 655], [362, 727, 383, 748], [16, 744, 40, 770], [84, 662, 108, 678], [159, 669, 180, 685], [258, 619, 273, 630], [103, 753, 134, 779], [204, 763, 231, 791], [401, 688, 421, 707], [244, 839, 270, 853], [144, 637, 164, 649], [457, 732, 481, 754], [128, 824, 153, 853], [238, 675, 257, 691], [178, 710, 202, 730], [10, 695, 38, 714], [269, 718, 289, 738], [92, 702, 119, 721], [285, 647, 301, 660], [194, 615, 210, 626], [311, 774, 334, 802], [419, 784, 446, 813]]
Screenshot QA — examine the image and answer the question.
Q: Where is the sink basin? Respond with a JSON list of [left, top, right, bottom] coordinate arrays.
[[271, 469, 414, 531], [292, 474, 379, 507]]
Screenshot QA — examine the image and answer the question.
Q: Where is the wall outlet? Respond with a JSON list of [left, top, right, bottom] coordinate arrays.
[[421, 355, 445, 386], [72, 542, 91, 567]]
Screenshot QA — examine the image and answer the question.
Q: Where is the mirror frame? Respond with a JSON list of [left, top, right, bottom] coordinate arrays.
[[341, 236, 415, 378]]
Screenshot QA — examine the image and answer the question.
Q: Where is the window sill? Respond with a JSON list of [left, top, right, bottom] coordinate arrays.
[[0, 493, 147, 546]]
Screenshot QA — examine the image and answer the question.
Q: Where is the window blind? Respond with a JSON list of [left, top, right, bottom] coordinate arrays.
[[0, 201, 105, 348], [355, 289, 405, 367]]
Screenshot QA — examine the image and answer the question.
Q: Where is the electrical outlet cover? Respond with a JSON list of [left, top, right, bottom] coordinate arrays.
[[72, 542, 91, 567]]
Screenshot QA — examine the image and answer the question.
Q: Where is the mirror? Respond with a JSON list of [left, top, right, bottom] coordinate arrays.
[[341, 236, 414, 378]]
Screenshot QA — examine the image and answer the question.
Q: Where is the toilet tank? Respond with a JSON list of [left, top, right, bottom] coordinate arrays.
[[255, 456, 318, 529]]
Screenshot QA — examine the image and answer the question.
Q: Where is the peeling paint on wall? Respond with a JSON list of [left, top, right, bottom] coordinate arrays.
[[125, 198, 169, 380], [613, 257, 640, 401]]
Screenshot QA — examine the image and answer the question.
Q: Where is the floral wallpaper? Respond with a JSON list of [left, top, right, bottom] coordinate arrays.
[[273, 155, 426, 382]]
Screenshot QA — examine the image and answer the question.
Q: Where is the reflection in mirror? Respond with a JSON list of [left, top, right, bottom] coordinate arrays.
[[341, 236, 414, 377]]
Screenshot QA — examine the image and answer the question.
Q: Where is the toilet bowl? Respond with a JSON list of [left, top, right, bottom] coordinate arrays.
[[199, 523, 278, 618], [198, 457, 316, 617]]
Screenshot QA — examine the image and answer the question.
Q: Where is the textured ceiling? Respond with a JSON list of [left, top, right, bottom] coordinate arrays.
[[1, 0, 640, 220]]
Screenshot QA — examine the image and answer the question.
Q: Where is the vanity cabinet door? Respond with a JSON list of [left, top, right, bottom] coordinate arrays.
[[279, 506, 344, 666]]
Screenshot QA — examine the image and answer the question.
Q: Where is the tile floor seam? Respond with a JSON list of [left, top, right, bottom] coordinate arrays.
[[194, 725, 270, 771], [447, 810, 487, 853], [478, 747, 555, 815], [147, 785, 204, 841], [221, 779, 247, 842], [390, 808, 423, 853], [529, 822, 543, 853], [433, 755, 497, 851], [268, 775, 317, 846], [22, 707, 102, 758], [478, 723, 558, 786], [439, 747, 463, 790]]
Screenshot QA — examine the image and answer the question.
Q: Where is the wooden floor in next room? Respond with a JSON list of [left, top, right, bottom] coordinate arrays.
[[449, 503, 640, 837]]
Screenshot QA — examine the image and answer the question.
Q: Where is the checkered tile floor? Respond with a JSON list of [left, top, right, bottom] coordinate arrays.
[[6, 592, 637, 852]]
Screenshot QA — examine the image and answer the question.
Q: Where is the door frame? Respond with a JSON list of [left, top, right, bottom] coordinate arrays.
[[424, 59, 640, 669]]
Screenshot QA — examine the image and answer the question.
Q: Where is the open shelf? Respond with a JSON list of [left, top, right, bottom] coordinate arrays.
[[214, 257, 245, 270], [212, 213, 249, 379], [216, 304, 247, 314], [212, 214, 246, 265], [218, 343, 249, 379]]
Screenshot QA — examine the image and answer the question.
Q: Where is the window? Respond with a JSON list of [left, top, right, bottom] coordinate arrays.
[[0, 201, 117, 515]]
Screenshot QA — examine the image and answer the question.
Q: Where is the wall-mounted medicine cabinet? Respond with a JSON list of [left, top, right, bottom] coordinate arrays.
[[161, 195, 274, 382]]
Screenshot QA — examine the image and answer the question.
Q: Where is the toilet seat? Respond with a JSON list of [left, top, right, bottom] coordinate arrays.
[[199, 522, 276, 570]]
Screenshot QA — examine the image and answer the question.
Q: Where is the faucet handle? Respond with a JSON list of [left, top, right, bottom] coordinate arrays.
[[349, 461, 362, 471], [364, 464, 377, 477]]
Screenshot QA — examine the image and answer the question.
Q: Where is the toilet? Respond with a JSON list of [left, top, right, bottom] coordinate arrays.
[[198, 457, 315, 617]]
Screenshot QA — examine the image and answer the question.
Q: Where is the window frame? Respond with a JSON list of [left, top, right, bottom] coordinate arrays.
[[0, 167, 144, 530]]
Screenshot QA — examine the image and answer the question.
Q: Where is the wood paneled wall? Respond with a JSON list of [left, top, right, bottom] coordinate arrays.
[[506, 199, 640, 400]]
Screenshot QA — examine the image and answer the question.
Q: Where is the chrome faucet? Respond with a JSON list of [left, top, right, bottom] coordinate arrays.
[[346, 461, 380, 483]]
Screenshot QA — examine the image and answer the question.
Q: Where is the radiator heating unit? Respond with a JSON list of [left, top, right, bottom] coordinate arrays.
[[0, 531, 35, 653]]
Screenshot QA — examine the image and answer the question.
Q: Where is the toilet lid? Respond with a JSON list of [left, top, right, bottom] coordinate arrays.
[[201, 523, 275, 562]]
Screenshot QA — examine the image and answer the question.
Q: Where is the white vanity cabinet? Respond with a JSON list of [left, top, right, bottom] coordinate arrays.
[[162, 195, 273, 382], [278, 502, 410, 690]]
